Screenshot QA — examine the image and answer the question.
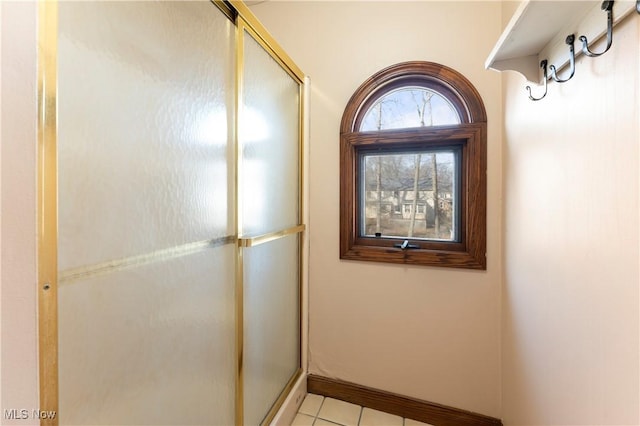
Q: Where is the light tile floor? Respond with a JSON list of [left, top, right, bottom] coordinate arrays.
[[292, 394, 434, 426]]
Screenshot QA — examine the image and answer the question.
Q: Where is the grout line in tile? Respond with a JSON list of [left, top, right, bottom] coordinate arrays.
[[313, 419, 343, 426], [317, 395, 326, 417], [294, 396, 434, 426]]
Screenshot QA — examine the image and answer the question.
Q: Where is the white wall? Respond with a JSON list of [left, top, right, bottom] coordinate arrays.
[[501, 10, 640, 426], [251, 1, 504, 417], [0, 2, 40, 425]]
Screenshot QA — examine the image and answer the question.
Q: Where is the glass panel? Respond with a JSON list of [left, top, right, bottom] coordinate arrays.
[[58, 246, 236, 425], [241, 31, 300, 236], [57, 1, 235, 270], [361, 150, 459, 241], [360, 87, 460, 131], [243, 235, 300, 425], [57, 2, 236, 425]]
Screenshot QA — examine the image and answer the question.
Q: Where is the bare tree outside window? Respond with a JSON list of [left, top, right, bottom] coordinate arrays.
[[340, 61, 487, 269], [362, 152, 456, 241], [360, 88, 458, 241], [360, 87, 459, 131]]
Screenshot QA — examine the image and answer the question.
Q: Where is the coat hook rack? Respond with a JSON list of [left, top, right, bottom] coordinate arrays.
[[549, 35, 576, 83], [487, 0, 638, 101], [523, 0, 637, 101], [526, 60, 548, 101], [579, 0, 614, 57]]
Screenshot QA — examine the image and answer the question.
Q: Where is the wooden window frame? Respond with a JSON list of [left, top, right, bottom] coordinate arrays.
[[340, 61, 487, 269]]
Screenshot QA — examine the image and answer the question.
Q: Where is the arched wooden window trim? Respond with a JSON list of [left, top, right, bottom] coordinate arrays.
[[340, 61, 487, 269]]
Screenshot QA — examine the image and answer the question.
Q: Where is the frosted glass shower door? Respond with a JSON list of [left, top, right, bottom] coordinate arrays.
[[56, 2, 235, 425], [240, 29, 302, 425]]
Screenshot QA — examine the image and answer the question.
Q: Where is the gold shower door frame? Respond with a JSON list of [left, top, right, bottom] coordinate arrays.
[[36, 1, 307, 425]]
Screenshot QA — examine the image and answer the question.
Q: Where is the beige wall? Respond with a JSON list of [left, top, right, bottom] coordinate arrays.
[[252, 1, 504, 417], [501, 11, 640, 426], [1, 2, 40, 425], [7, 3, 636, 424]]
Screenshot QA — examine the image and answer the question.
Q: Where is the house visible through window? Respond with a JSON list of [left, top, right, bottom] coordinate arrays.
[[340, 61, 487, 269], [361, 149, 459, 242]]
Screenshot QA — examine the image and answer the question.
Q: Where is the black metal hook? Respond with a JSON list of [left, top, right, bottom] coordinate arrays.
[[526, 60, 548, 101], [579, 0, 614, 57], [549, 35, 576, 83]]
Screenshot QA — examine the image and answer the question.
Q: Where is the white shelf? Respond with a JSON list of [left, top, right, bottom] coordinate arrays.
[[486, 0, 637, 83]]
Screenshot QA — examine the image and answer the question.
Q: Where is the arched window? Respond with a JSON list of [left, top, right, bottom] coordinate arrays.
[[340, 61, 487, 269]]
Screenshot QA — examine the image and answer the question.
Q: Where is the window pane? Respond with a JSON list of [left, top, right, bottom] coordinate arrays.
[[243, 234, 300, 425], [241, 31, 300, 237], [360, 87, 460, 131], [58, 0, 235, 270], [59, 246, 236, 426], [360, 151, 458, 241]]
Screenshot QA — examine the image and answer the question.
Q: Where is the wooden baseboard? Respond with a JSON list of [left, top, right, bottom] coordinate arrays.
[[307, 375, 502, 426]]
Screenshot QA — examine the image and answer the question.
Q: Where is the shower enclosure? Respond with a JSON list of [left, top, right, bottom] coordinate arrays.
[[37, 1, 305, 424]]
